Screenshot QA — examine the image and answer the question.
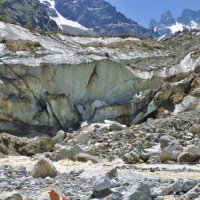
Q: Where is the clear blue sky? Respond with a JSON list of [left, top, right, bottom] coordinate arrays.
[[106, 0, 200, 28]]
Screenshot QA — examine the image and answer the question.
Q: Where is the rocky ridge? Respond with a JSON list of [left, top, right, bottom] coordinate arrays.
[[150, 9, 200, 36]]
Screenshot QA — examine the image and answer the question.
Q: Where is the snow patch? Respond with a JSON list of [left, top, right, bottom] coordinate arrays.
[[168, 22, 183, 34], [189, 21, 199, 29], [39, 0, 88, 30]]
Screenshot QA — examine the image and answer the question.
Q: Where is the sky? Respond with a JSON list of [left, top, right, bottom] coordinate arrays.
[[106, 0, 200, 28]]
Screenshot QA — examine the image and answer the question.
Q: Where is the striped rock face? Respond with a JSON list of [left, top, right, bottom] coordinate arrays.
[[0, 22, 200, 136]]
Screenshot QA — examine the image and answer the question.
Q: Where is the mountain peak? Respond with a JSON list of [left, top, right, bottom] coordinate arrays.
[[160, 11, 176, 26], [150, 8, 200, 36], [45, 0, 157, 37]]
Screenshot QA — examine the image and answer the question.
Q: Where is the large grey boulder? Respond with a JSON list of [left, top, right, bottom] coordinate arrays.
[[31, 157, 57, 178], [159, 135, 183, 162], [177, 145, 200, 163], [123, 182, 152, 200]]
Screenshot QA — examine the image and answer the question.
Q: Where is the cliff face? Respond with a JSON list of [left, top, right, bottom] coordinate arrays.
[[0, 0, 59, 31], [0, 22, 200, 136]]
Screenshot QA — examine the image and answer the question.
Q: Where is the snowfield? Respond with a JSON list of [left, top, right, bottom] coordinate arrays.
[[39, 0, 88, 30]]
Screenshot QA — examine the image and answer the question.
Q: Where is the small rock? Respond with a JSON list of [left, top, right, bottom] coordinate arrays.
[[31, 157, 57, 178]]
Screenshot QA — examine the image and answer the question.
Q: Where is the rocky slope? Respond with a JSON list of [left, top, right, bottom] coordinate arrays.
[[0, 0, 58, 31], [150, 9, 200, 36], [0, 22, 200, 136], [1, 111, 200, 199]]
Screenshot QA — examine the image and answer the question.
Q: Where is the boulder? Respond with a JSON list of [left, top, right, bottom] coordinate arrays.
[[188, 124, 200, 134], [177, 145, 200, 163], [123, 182, 152, 200], [104, 120, 127, 131], [31, 157, 57, 178], [194, 65, 200, 73], [123, 151, 140, 164], [183, 179, 197, 192], [92, 176, 112, 198], [190, 77, 200, 97], [75, 153, 100, 163], [159, 135, 177, 149], [181, 183, 200, 200], [20, 137, 55, 156], [0, 192, 23, 200], [140, 144, 161, 161], [93, 176, 111, 192], [106, 191, 122, 200], [51, 130, 66, 144], [0, 133, 54, 156], [159, 135, 183, 162], [51, 144, 84, 161], [192, 88, 200, 97], [172, 96, 200, 115], [0, 133, 27, 156], [160, 142, 183, 162]]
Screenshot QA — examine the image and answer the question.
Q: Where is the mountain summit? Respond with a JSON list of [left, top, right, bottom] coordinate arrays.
[[150, 9, 200, 35], [40, 0, 156, 37]]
